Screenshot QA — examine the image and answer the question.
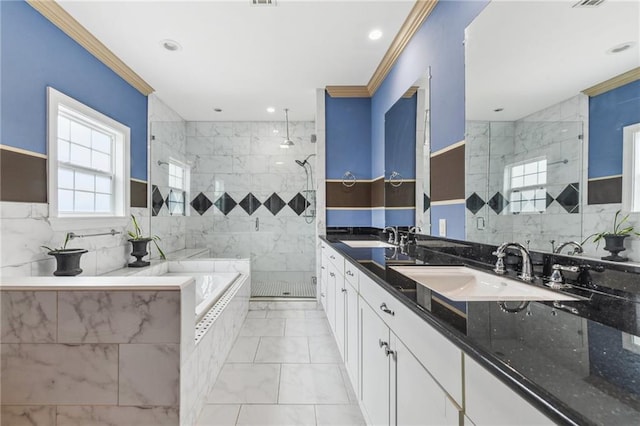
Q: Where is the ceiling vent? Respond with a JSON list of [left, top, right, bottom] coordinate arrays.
[[251, 0, 277, 6], [572, 0, 605, 8]]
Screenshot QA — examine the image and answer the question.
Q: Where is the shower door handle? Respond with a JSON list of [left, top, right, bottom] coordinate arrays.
[[255, 217, 259, 231]]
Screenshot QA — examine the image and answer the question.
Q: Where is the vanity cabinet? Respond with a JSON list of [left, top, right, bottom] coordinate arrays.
[[320, 242, 551, 426], [360, 296, 461, 426], [464, 356, 553, 425]]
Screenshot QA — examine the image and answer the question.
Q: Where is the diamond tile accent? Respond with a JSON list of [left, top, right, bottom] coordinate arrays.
[[190, 192, 213, 216], [288, 193, 310, 216], [556, 183, 579, 213], [214, 192, 237, 216], [166, 190, 185, 216], [546, 192, 555, 208], [488, 192, 509, 215], [264, 193, 286, 216], [466, 192, 485, 215], [239, 193, 262, 215], [423, 194, 430, 212], [152, 185, 164, 216]]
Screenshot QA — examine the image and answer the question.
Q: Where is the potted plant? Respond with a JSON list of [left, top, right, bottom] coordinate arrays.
[[585, 210, 640, 262], [42, 233, 88, 276], [127, 214, 166, 267]]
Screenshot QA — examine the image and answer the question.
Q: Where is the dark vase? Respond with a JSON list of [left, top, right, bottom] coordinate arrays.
[[48, 248, 88, 276], [128, 238, 152, 267], [602, 234, 629, 262]]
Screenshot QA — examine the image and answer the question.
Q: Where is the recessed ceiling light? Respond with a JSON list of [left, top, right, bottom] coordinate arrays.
[[368, 29, 383, 41], [266, 107, 276, 113], [160, 39, 182, 52], [272, 129, 279, 134], [275, 161, 284, 165], [213, 108, 223, 113], [607, 42, 635, 54]]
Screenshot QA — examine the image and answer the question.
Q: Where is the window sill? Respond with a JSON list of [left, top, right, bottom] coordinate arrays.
[[48, 216, 130, 232]]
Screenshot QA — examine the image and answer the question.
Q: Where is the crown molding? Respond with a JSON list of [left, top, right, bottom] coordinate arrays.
[[582, 67, 640, 97], [325, 86, 371, 98], [26, 0, 154, 96], [367, 0, 438, 95]]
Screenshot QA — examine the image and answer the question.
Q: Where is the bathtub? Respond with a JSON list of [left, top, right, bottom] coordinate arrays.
[[164, 271, 240, 322]]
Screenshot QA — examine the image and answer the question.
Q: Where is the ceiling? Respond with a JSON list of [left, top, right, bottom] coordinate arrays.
[[58, 0, 414, 122], [466, 0, 639, 121]]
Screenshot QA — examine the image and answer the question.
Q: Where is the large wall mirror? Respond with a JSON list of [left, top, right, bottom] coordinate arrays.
[[384, 72, 431, 230], [463, 0, 639, 253]]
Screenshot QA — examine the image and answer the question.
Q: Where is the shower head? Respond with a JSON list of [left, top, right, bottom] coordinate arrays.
[[295, 154, 316, 167]]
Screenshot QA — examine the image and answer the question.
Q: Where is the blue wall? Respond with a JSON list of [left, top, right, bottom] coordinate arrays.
[[385, 94, 417, 179], [325, 94, 372, 180], [588, 80, 640, 179], [1, 1, 148, 180], [430, 204, 465, 240], [372, 0, 489, 233]]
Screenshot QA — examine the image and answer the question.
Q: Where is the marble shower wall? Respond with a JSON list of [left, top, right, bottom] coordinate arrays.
[[185, 121, 317, 286], [149, 94, 188, 258], [465, 95, 586, 252]]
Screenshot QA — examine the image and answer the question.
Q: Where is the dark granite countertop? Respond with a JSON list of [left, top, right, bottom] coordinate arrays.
[[322, 234, 640, 426]]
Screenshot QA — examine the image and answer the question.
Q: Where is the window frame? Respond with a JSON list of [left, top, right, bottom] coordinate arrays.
[[47, 87, 130, 230], [622, 122, 640, 212], [504, 157, 548, 214], [166, 158, 190, 216]]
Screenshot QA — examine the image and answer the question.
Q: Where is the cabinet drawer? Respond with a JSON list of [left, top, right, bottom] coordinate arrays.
[[344, 262, 359, 291], [360, 273, 463, 405], [325, 246, 345, 276]]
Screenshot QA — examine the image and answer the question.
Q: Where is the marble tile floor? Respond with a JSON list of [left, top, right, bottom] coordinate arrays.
[[197, 302, 365, 426]]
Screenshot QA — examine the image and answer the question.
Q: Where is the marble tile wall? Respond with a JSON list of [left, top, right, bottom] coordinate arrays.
[[465, 95, 586, 252], [0, 204, 149, 278], [184, 121, 317, 287]]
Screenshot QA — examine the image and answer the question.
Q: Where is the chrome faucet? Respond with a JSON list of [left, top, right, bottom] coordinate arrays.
[[384, 226, 399, 245], [492, 242, 535, 282], [553, 241, 584, 256]]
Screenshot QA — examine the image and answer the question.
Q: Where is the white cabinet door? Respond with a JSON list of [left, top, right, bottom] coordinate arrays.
[[334, 269, 346, 359], [392, 333, 461, 426], [345, 282, 359, 397], [320, 255, 329, 311], [361, 298, 391, 426], [465, 355, 553, 426], [326, 264, 337, 330]]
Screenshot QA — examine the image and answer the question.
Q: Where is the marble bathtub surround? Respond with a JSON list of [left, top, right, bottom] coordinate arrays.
[[1, 258, 252, 426]]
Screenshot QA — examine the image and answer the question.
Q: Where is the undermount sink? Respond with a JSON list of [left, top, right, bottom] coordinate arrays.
[[340, 240, 397, 248], [390, 266, 579, 302]]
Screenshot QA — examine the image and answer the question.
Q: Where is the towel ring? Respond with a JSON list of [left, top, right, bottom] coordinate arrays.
[[342, 171, 356, 188], [390, 171, 403, 188]]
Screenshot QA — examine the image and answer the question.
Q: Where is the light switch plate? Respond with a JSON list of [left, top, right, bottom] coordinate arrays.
[[439, 218, 447, 237]]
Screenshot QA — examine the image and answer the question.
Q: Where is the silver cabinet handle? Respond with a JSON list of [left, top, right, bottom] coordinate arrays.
[[321, 266, 325, 270], [321, 293, 325, 297], [385, 347, 396, 359], [346, 270, 354, 277], [379, 339, 388, 349], [341, 288, 347, 293], [329, 272, 335, 277], [380, 303, 395, 316], [330, 255, 336, 260]]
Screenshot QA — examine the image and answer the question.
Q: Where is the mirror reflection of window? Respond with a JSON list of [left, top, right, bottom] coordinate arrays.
[[623, 123, 640, 212], [505, 158, 547, 214], [167, 160, 189, 216]]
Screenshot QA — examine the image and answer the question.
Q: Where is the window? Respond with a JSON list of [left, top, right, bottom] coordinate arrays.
[[47, 87, 130, 224], [622, 123, 640, 212], [505, 158, 547, 214], [166, 160, 188, 216]]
